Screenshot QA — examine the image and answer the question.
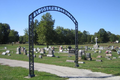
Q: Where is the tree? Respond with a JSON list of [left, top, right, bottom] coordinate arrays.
[[36, 13, 55, 47], [19, 36, 23, 44], [23, 28, 29, 43], [9, 30, 19, 43], [110, 34, 117, 42], [78, 31, 83, 44], [55, 26, 64, 44], [91, 35, 95, 43], [34, 19, 39, 45], [96, 28, 109, 43], [0, 23, 4, 43], [2, 23, 10, 43]]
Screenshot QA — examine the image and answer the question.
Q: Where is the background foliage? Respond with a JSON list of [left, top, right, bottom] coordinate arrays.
[[0, 12, 120, 44]]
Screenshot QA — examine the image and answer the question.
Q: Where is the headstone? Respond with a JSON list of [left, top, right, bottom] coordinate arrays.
[[109, 50, 112, 54], [34, 48, 36, 52], [80, 46, 83, 49], [94, 50, 98, 53], [49, 46, 52, 49], [8, 54, 11, 56], [113, 57, 117, 59], [16, 47, 21, 54], [105, 50, 109, 54], [78, 50, 85, 57], [117, 50, 120, 55], [37, 48, 40, 52], [78, 61, 85, 64], [118, 56, 120, 58], [104, 47, 108, 50], [111, 46, 114, 50], [40, 48, 45, 54], [2, 52, 7, 55], [6, 50, 10, 53], [93, 37, 99, 49], [95, 37, 98, 45], [33, 54, 36, 57], [52, 47, 54, 51], [105, 56, 110, 58], [21, 47, 24, 52], [47, 50, 55, 57], [69, 49, 75, 54], [97, 55, 102, 58], [106, 54, 112, 57], [107, 58, 112, 60], [85, 46, 88, 51], [24, 49, 27, 55], [59, 46, 63, 52], [27, 54, 29, 57], [4, 47, 7, 49], [39, 55, 42, 58], [99, 50, 102, 53], [86, 53, 92, 61], [66, 60, 74, 62], [93, 44, 99, 49], [99, 46, 104, 50], [96, 59, 102, 62]]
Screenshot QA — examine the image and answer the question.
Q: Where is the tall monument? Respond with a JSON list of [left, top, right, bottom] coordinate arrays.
[[95, 37, 98, 45], [93, 37, 99, 49]]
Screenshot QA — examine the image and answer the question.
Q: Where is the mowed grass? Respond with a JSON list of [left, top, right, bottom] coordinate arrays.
[[0, 64, 67, 80], [0, 43, 120, 76]]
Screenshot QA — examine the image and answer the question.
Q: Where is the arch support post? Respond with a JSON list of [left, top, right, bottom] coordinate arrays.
[[28, 13, 35, 77], [75, 22, 79, 67]]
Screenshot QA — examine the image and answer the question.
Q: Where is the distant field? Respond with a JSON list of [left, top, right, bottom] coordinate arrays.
[[0, 43, 120, 76]]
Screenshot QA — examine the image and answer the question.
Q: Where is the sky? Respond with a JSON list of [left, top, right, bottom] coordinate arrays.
[[0, 0, 120, 36]]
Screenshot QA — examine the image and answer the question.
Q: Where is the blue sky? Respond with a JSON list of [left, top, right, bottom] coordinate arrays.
[[0, 0, 120, 36]]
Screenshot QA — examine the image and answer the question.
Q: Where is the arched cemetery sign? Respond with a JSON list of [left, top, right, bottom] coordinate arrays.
[[28, 5, 79, 77]]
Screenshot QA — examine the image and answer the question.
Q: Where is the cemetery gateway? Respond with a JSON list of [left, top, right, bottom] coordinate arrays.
[[28, 5, 79, 77]]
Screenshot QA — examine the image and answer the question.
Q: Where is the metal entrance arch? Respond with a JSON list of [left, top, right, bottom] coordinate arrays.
[[28, 5, 79, 77]]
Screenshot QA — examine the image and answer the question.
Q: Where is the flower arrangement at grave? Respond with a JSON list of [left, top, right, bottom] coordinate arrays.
[[105, 50, 109, 54]]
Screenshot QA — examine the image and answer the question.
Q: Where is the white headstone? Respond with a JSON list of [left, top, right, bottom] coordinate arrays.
[[2, 52, 7, 55], [6, 50, 10, 53], [16, 47, 21, 54], [4, 47, 7, 49]]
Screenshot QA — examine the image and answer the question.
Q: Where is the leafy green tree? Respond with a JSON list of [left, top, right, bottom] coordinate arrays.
[[34, 19, 39, 45], [9, 30, 19, 43], [87, 35, 91, 43], [9, 30, 15, 43], [2, 23, 10, 43], [55, 26, 64, 44], [19, 36, 23, 44], [0, 23, 4, 43], [36, 13, 55, 47], [91, 35, 95, 43], [110, 34, 117, 42], [95, 28, 109, 43], [78, 31, 83, 44], [23, 28, 29, 42]]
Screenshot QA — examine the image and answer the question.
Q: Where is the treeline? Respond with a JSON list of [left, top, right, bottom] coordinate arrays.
[[1, 13, 120, 44], [22, 13, 120, 45], [0, 23, 19, 44]]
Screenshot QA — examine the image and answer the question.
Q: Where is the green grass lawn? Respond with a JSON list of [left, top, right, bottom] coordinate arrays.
[[0, 43, 120, 76], [0, 64, 67, 80]]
